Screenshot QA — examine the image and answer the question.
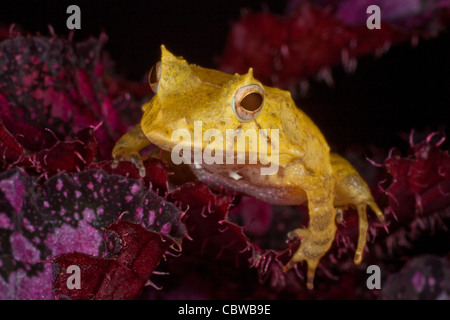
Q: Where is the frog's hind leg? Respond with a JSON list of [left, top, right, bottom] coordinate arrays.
[[330, 153, 384, 264], [284, 176, 337, 290]]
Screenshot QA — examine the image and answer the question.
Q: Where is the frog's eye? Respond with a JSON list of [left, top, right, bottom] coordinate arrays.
[[233, 84, 265, 122], [148, 61, 162, 94]]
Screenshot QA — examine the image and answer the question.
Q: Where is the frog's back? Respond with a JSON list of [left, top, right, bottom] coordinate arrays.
[[190, 65, 233, 87]]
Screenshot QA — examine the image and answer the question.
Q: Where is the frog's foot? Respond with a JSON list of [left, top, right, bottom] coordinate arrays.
[[283, 235, 320, 290], [112, 147, 146, 177], [353, 200, 384, 264], [284, 228, 334, 290], [111, 124, 151, 177]]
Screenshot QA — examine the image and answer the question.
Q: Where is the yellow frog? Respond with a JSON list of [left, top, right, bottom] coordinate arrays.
[[112, 45, 384, 289]]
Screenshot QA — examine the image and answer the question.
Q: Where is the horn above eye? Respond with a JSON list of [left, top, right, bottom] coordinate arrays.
[[148, 61, 162, 94], [233, 84, 265, 122]]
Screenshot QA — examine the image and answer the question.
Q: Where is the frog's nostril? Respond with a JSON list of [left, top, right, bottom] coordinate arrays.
[[234, 84, 265, 122]]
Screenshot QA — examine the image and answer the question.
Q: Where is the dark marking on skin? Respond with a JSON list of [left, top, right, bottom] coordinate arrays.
[[276, 166, 285, 178], [310, 213, 333, 232], [304, 166, 316, 177], [301, 247, 324, 260], [255, 120, 272, 145], [312, 235, 334, 247]]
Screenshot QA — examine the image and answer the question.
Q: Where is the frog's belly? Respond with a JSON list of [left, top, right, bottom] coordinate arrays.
[[189, 163, 307, 206]]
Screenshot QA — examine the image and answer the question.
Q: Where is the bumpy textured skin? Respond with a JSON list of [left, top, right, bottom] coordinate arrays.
[[112, 45, 384, 289]]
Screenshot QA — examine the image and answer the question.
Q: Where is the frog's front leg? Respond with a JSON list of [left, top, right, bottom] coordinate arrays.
[[284, 170, 337, 290], [112, 124, 151, 177], [330, 153, 384, 264]]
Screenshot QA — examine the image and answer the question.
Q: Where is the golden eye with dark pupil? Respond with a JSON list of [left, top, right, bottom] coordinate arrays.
[[233, 84, 264, 122], [148, 61, 161, 94]]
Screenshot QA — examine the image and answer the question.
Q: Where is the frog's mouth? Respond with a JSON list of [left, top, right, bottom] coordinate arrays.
[[186, 160, 308, 206]]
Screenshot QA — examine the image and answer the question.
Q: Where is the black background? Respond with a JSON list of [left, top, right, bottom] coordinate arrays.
[[1, 0, 449, 152]]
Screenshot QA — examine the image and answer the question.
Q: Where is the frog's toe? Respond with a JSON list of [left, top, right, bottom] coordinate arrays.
[[111, 159, 120, 169], [284, 229, 322, 289], [284, 250, 319, 290], [130, 153, 146, 177], [368, 200, 385, 222], [305, 259, 319, 290], [354, 203, 369, 264], [112, 149, 146, 177], [283, 259, 298, 272], [335, 208, 345, 224], [287, 227, 310, 241], [352, 200, 385, 264]]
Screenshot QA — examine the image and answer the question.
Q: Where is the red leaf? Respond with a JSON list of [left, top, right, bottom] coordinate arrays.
[[33, 127, 98, 175], [219, 2, 450, 89], [90, 158, 169, 195], [385, 136, 450, 221], [52, 220, 173, 300], [0, 121, 30, 168]]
